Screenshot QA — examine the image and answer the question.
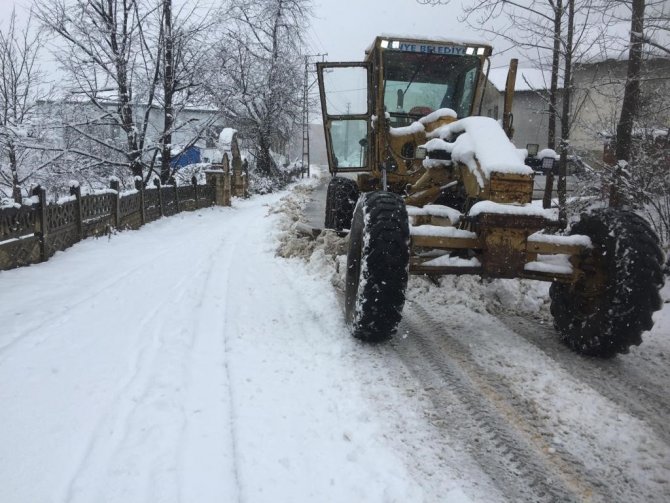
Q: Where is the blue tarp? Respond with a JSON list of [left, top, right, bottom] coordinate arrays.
[[170, 146, 201, 169]]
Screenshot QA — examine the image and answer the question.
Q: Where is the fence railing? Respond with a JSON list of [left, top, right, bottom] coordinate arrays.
[[0, 170, 231, 272]]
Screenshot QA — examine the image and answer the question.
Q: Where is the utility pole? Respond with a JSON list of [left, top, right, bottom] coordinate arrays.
[[302, 53, 327, 177]]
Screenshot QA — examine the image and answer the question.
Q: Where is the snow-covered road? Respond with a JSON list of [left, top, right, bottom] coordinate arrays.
[[1, 187, 500, 502], [2, 174, 669, 503]]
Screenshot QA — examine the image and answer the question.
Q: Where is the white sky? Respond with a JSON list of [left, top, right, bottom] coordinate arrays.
[[0, 0, 517, 67], [3, 0, 659, 70], [0, 0, 30, 16], [309, 0, 508, 64]]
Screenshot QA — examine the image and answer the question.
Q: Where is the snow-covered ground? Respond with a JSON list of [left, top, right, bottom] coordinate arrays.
[[1, 168, 669, 502]]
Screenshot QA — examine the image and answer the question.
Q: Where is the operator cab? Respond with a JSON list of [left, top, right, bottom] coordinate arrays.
[[317, 36, 492, 173], [380, 42, 483, 127]]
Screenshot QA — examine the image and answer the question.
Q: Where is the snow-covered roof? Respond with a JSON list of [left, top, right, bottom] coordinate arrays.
[[487, 68, 561, 92]]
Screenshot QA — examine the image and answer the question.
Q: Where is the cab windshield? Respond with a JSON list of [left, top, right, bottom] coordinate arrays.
[[383, 50, 481, 126]]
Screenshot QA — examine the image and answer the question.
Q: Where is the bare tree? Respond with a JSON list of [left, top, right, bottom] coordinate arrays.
[[601, 0, 670, 246], [609, 0, 669, 195], [161, 0, 175, 182], [614, 0, 647, 168], [35, 0, 217, 186], [35, 0, 154, 179], [0, 10, 63, 203], [206, 0, 310, 180], [156, 0, 216, 182]]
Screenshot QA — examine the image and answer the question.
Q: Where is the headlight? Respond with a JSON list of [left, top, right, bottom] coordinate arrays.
[[542, 157, 556, 172], [416, 146, 427, 159]]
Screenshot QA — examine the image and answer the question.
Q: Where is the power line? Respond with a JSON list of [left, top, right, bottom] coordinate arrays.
[[307, 28, 328, 55]]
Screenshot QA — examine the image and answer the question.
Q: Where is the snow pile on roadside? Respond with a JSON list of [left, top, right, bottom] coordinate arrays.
[[274, 178, 553, 323], [273, 169, 348, 288], [406, 275, 551, 320]]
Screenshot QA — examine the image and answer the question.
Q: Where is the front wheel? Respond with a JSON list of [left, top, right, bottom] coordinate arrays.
[[550, 209, 664, 357], [324, 176, 359, 231], [345, 191, 410, 342]]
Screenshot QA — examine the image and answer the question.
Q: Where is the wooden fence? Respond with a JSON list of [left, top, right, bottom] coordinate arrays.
[[0, 172, 228, 272]]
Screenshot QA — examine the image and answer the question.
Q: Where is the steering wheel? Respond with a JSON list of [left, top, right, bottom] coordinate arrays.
[[409, 106, 434, 117]]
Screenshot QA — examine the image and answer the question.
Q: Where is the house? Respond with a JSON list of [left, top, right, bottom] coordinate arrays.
[[481, 57, 670, 162], [570, 57, 670, 159], [482, 67, 561, 152], [35, 98, 226, 162]]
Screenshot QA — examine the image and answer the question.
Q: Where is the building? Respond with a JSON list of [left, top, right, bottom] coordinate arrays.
[[35, 98, 226, 162], [482, 57, 670, 162], [482, 67, 560, 152], [570, 57, 670, 159]]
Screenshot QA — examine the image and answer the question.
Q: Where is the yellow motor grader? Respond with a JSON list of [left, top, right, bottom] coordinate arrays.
[[317, 35, 665, 357]]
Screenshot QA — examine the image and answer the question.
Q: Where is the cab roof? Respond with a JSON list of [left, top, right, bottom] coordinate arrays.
[[365, 34, 493, 56]]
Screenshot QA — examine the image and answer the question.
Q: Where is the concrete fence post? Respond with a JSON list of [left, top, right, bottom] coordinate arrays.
[[205, 167, 228, 206], [192, 176, 199, 209], [173, 181, 180, 213], [154, 178, 164, 217], [222, 154, 231, 206], [31, 186, 48, 261], [135, 177, 146, 226], [242, 159, 249, 198], [110, 178, 121, 228], [70, 182, 83, 240]]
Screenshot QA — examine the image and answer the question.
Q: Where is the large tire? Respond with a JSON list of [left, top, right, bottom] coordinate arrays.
[[345, 191, 410, 342], [324, 176, 359, 231], [550, 209, 665, 357]]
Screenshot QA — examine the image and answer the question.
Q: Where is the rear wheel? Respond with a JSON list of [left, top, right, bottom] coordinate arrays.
[[324, 176, 359, 231], [345, 191, 410, 342], [550, 209, 664, 357]]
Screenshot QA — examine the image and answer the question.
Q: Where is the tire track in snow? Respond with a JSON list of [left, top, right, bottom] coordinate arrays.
[[178, 195, 289, 502], [401, 300, 670, 502], [61, 291, 186, 502], [60, 231, 235, 503], [0, 248, 173, 359], [110, 244, 232, 503], [211, 212, 258, 503], [214, 195, 332, 501], [174, 222, 250, 503], [493, 312, 670, 447], [394, 302, 617, 503]]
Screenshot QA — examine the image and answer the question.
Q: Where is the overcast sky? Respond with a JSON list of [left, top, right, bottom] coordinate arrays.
[[309, 0, 500, 62], [0, 0, 517, 66]]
